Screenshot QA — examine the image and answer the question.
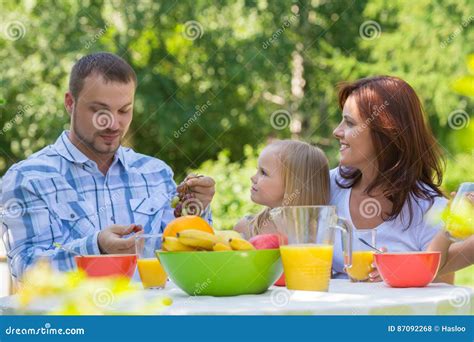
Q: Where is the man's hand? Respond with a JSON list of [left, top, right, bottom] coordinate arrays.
[[98, 224, 143, 254], [184, 174, 216, 210]]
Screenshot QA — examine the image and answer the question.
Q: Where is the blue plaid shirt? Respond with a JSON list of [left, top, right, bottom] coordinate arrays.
[[1, 131, 211, 279]]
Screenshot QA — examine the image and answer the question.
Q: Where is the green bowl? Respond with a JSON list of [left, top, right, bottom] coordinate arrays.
[[156, 249, 282, 296]]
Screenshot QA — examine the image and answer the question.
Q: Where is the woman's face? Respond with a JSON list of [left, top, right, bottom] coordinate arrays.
[[332, 95, 377, 169]]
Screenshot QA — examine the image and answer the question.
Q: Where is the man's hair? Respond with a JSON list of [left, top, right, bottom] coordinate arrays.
[[69, 52, 137, 98]]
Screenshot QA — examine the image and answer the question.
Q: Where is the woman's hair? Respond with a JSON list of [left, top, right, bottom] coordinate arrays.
[[336, 75, 445, 226], [249, 140, 330, 236]]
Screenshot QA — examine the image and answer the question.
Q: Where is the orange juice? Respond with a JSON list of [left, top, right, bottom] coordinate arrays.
[[137, 258, 167, 289], [444, 196, 474, 240], [346, 250, 374, 282], [280, 244, 333, 291]]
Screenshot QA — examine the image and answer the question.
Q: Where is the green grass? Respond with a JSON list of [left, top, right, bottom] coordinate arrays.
[[455, 265, 474, 288]]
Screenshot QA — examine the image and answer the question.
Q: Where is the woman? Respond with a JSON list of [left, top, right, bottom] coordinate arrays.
[[330, 75, 452, 282]]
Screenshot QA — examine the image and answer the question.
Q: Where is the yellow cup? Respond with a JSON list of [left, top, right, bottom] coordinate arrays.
[[135, 234, 167, 289], [346, 251, 374, 282], [280, 244, 334, 291], [137, 258, 167, 289]]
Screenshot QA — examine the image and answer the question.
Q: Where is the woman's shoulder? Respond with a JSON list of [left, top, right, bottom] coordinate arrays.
[[411, 186, 448, 214], [329, 167, 349, 203]]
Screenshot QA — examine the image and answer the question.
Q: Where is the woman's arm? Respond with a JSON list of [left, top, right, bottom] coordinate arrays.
[[438, 235, 474, 275], [428, 231, 453, 270]]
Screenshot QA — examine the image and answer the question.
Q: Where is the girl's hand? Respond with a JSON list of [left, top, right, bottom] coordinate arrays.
[[368, 247, 387, 282]]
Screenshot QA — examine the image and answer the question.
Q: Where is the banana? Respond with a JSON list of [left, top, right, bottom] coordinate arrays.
[[213, 242, 232, 251], [229, 237, 256, 251], [162, 236, 196, 252], [177, 229, 219, 250], [214, 230, 242, 245]]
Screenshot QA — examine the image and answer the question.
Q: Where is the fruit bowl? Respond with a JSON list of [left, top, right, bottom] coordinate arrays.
[[156, 249, 282, 296], [75, 254, 137, 278], [374, 251, 441, 288]]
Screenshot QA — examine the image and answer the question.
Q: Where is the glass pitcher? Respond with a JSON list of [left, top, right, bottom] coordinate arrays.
[[269, 205, 353, 291]]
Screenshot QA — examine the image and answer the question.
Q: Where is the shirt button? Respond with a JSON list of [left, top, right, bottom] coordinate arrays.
[[150, 208, 155, 212], [70, 214, 75, 219], [111, 216, 115, 221]]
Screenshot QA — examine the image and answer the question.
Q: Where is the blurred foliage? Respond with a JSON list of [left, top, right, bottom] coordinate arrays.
[[195, 145, 262, 230], [0, 1, 472, 200]]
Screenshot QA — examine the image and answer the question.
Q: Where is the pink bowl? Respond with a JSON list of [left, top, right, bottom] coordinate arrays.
[[374, 251, 441, 288], [75, 254, 137, 278]]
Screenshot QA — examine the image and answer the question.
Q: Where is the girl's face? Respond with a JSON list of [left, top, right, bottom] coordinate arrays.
[[250, 145, 285, 208], [332, 95, 376, 170]]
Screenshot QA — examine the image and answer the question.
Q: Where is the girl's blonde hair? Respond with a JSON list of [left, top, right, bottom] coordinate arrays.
[[249, 140, 330, 236]]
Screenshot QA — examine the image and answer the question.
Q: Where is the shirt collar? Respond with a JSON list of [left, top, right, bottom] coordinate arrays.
[[52, 131, 129, 171]]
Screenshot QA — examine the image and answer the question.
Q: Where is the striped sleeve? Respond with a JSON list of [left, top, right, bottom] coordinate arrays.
[[2, 170, 100, 280]]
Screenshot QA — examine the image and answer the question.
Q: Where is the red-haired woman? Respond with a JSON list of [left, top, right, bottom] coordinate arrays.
[[330, 75, 453, 282]]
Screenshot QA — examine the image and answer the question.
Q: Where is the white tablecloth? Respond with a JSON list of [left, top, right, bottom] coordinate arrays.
[[1, 280, 472, 315]]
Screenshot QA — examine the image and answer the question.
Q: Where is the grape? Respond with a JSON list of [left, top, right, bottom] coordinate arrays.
[[173, 175, 203, 217], [173, 181, 192, 217], [171, 196, 180, 208]]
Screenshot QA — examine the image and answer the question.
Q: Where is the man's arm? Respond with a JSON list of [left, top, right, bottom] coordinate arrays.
[[2, 170, 100, 280]]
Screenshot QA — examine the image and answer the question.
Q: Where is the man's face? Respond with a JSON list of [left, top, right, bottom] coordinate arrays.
[[65, 73, 135, 156]]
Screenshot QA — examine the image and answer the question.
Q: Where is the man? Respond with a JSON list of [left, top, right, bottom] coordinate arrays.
[[1, 52, 215, 280]]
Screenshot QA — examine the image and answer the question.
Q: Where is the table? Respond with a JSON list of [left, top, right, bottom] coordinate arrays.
[[0, 280, 472, 315]]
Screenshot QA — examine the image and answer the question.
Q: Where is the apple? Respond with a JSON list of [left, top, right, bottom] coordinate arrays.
[[249, 234, 288, 287]]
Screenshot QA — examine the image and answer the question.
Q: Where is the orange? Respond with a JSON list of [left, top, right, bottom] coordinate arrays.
[[163, 215, 214, 238]]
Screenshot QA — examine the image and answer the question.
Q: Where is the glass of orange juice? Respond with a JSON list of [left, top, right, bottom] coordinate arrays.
[[346, 229, 377, 282], [443, 183, 474, 241], [135, 234, 167, 289], [271, 206, 353, 292]]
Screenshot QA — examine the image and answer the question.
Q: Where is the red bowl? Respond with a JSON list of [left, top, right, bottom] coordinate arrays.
[[75, 254, 137, 278], [374, 251, 441, 288]]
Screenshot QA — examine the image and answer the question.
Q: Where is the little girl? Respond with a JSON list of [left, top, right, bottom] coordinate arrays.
[[234, 139, 330, 238]]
